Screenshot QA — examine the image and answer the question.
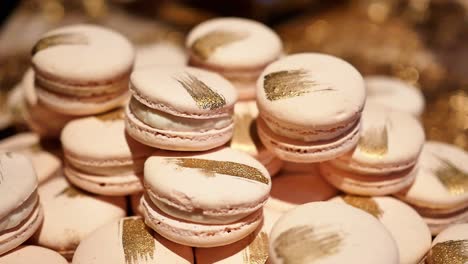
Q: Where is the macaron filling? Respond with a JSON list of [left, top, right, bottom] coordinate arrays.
[[0, 191, 38, 232]]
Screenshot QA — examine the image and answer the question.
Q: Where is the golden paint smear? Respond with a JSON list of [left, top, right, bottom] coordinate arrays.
[[121, 218, 155, 264], [170, 158, 269, 184], [176, 73, 226, 110], [263, 69, 334, 101], [427, 240, 468, 264], [273, 225, 343, 264], [433, 156, 468, 195], [191, 30, 248, 60], [31, 33, 88, 55], [96, 108, 125, 121], [55, 185, 88, 198], [342, 195, 383, 218], [358, 123, 389, 156], [243, 232, 269, 264], [230, 112, 259, 155]]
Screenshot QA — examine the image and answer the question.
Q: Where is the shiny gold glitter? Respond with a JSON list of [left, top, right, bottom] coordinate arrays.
[[191, 30, 248, 60], [170, 158, 269, 184], [96, 108, 125, 121], [55, 185, 88, 198], [426, 240, 468, 264], [31, 33, 88, 55], [263, 69, 334, 101], [243, 231, 269, 264], [121, 218, 155, 264], [273, 225, 343, 264], [433, 156, 468, 195], [230, 112, 259, 155], [358, 123, 389, 156], [176, 73, 226, 110], [342, 195, 383, 218]]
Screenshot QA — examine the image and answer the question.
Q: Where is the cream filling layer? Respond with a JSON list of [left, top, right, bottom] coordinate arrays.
[[130, 98, 232, 132], [0, 191, 38, 232]]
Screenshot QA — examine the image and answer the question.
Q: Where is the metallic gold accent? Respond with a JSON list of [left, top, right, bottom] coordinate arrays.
[[427, 240, 468, 264], [433, 156, 468, 195], [342, 195, 383, 218], [55, 185, 88, 198], [176, 73, 226, 110], [243, 231, 269, 264], [96, 108, 125, 121], [170, 158, 269, 184], [358, 122, 389, 156], [273, 225, 343, 264], [121, 218, 155, 264], [191, 30, 248, 60], [230, 112, 260, 155], [32, 33, 88, 55]]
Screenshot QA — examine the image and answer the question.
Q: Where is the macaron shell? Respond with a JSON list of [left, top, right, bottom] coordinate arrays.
[[432, 223, 468, 245], [0, 246, 68, 264], [421, 210, 468, 235], [72, 216, 194, 264], [427, 224, 468, 263]]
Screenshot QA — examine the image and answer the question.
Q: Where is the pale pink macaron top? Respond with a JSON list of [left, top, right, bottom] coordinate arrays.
[[186, 17, 282, 69], [130, 66, 238, 117], [32, 24, 134, 83], [427, 223, 468, 263], [0, 246, 68, 264]]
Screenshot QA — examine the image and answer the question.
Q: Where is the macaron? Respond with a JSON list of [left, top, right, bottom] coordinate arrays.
[[61, 108, 154, 196], [331, 195, 431, 264], [0, 153, 43, 255], [135, 42, 187, 69], [187, 17, 283, 100], [31, 24, 134, 116], [230, 101, 283, 176], [395, 141, 468, 235], [269, 202, 399, 264], [365, 75, 425, 116], [0, 246, 68, 264], [72, 216, 194, 264], [320, 104, 425, 195], [0, 133, 61, 184], [33, 175, 127, 260], [256, 53, 366, 163], [125, 66, 237, 151], [426, 223, 468, 264], [141, 147, 271, 247]]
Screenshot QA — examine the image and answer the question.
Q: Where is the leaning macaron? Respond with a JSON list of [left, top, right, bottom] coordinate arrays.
[[269, 202, 399, 264], [256, 53, 365, 163], [0, 246, 68, 264], [426, 223, 468, 264], [187, 17, 282, 100], [31, 24, 134, 116], [0, 153, 43, 255], [61, 108, 154, 196], [125, 66, 237, 151], [365, 75, 425, 116], [33, 175, 126, 260], [395, 141, 468, 235], [142, 147, 271, 247], [331, 195, 431, 264], [72, 216, 194, 264]]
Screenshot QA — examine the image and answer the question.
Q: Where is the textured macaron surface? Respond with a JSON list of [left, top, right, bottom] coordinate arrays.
[[427, 224, 468, 264], [0, 246, 68, 264]]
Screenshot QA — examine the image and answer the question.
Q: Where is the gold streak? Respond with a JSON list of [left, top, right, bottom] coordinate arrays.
[[96, 108, 125, 121], [170, 158, 269, 185], [433, 156, 468, 195], [32, 33, 88, 55], [243, 231, 270, 264], [342, 195, 383, 218], [176, 73, 226, 110], [427, 240, 468, 264], [358, 122, 389, 156], [192, 30, 248, 60], [55, 185, 88, 198], [121, 218, 155, 264], [273, 225, 343, 264]]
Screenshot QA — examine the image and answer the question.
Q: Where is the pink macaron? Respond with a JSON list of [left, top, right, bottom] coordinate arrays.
[[125, 66, 238, 151], [0, 246, 68, 264], [186, 17, 283, 100], [256, 53, 366, 163], [425, 223, 468, 263]]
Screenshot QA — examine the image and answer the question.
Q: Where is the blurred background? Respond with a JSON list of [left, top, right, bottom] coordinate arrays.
[[0, 0, 467, 148]]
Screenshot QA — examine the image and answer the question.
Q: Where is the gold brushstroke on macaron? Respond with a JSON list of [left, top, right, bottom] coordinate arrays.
[[96, 108, 125, 121], [342, 195, 383, 218], [433, 156, 468, 195], [121, 218, 155, 264], [358, 123, 389, 156], [230, 112, 258, 155], [243, 231, 269, 264], [192, 30, 248, 60], [176, 73, 226, 110], [55, 185, 87, 198], [263, 69, 334, 101], [273, 225, 343, 264], [32, 33, 88, 55], [170, 158, 269, 184], [426, 240, 468, 264]]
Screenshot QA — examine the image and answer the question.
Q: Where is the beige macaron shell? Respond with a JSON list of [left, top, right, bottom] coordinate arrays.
[[269, 202, 399, 264], [331, 196, 431, 264], [186, 17, 282, 68], [432, 223, 468, 245], [35, 175, 126, 254], [257, 53, 365, 129], [32, 24, 134, 82], [0, 246, 68, 264], [428, 224, 468, 264]]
